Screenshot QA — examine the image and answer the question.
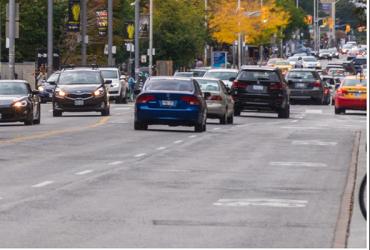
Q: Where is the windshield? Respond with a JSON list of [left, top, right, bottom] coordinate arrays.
[[238, 70, 280, 82], [58, 71, 102, 85], [0, 82, 29, 96], [101, 70, 119, 79], [145, 79, 194, 92], [204, 71, 237, 81], [328, 69, 345, 75], [195, 79, 220, 92], [303, 57, 317, 62], [47, 72, 60, 83], [174, 72, 193, 78], [287, 71, 316, 80], [343, 78, 367, 87]]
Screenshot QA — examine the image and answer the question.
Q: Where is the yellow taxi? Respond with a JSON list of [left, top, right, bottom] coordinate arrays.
[[273, 60, 292, 76], [334, 75, 367, 114]]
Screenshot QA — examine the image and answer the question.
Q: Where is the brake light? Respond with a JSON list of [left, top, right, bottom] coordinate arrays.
[[232, 81, 248, 89], [337, 88, 348, 96], [181, 96, 200, 105], [313, 80, 321, 88], [269, 82, 283, 90], [136, 95, 156, 104], [208, 95, 223, 101]]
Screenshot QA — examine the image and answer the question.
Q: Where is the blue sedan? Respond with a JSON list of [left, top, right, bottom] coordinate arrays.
[[134, 77, 208, 132]]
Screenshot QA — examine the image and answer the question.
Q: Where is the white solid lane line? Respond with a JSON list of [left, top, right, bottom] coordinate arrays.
[[292, 140, 337, 146], [213, 198, 308, 208], [213, 127, 221, 130], [174, 140, 183, 144], [291, 120, 298, 123], [189, 135, 197, 138], [114, 107, 131, 110], [269, 162, 327, 168], [135, 153, 147, 158], [305, 109, 323, 114], [75, 170, 94, 175], [32, 181, 54, 188], [281, 126, 323, 130], [108, 161, 123, 166], [157, 146, 167, 150]]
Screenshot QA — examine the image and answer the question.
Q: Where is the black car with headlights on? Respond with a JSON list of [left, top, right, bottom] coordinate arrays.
[[0, 80, 41, 125], [50, 66, 111, 117], [37, 71, 60, 103]]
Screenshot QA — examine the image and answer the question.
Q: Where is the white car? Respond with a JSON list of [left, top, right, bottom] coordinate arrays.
[[288, 56, 299, 66], [99, 67, 129, 103], [302, 56, 321, 69], [202, 69, 239, 88]]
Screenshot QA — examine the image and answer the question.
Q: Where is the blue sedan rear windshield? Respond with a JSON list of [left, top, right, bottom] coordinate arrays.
[[145, 79, 194, 92]]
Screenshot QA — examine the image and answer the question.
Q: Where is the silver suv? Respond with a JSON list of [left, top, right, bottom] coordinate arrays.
[[99, 67, 129, 103]]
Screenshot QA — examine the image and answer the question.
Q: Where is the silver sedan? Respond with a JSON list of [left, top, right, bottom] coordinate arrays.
[[194, 78, 234, 124]]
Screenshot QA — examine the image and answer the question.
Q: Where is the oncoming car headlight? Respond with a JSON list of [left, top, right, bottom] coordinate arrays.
[[94, 87, 104, 97], [13, 100, 28, 108], [55, 88, 66, 97], [38, 86, 45, 91]]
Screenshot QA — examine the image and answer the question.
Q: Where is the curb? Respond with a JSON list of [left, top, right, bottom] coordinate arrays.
[[332, 131, 361, 248]]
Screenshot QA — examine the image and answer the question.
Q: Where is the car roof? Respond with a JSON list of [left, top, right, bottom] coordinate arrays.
[[98, 67, 119, 70], [289, 68, 317, 72], [0, 80, 28, 84], [240, 65, 277, 71], [205, 69, 238, 73], [192, 77, 220, 81], [149, 76, 192, 81]]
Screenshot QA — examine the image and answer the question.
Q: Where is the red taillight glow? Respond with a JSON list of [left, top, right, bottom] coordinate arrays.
[[313, 80, 321, 88], [269, 82, 283, 90], [232, 81, 248, 89], [181, 96, 200, 105], [136, 95, 156, 104], [208, 95, 223, 101]]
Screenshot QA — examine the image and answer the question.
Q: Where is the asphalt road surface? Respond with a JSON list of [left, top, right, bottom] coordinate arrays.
[[0, 99, 366, 247]]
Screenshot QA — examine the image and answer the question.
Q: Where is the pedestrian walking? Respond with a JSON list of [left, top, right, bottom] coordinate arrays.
[[128, 75, 136, 102]]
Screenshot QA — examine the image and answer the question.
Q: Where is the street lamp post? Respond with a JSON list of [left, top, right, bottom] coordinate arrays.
[[204, 0, 208, 66], [134, 0, 140, 81], [148, 0, 153, 76], [81, 0, 87, 65], [47, 0, 53, 76], [237, 0, 241, 69], [107, 0, 113, 66], [8, 0, 15, 80]]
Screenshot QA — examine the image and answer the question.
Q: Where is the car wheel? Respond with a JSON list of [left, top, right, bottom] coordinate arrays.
[[24, 111, 34, 126], [234, 108, 241, 116], [116, 91, 124, 104], [53, 110, 62, 117], [220, 112, 227, 124], [134, 121, 147, 130], [335, 107, 345, 114], [101, 107, 110, 116], [278, 104, 290, 118], [122, 88, 129, 104]]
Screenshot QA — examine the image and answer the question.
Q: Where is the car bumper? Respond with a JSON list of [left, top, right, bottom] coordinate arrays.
[[135, 105, 201, 125], [290, 89, 323, 100], [108, 87, 121, 98], [233, 94, 285, 111], [206, 102, 226, 118], [0, 107, 29, 122], [335, 97, 366, 110], [53, 96, 107, 112]]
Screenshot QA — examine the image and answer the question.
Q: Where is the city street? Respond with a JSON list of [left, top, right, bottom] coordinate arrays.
[[0, 101, 366, 247]]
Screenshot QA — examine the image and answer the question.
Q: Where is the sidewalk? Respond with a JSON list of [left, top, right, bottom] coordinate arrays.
[[347, 128, 367, 248]]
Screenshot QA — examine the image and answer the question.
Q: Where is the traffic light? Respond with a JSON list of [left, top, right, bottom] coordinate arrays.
[[322, 18, 328, 27], [345, 24, 351, 33], [328, 18, 334, 29], [304, 15, 313, 25]]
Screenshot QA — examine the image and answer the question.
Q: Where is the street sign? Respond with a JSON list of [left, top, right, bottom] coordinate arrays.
[[67, 0, 81, 32], [104, 45, 116, 55], [96, 9, 108, 36], [147, 48, 155, 56], [141, 55, 147, 63]]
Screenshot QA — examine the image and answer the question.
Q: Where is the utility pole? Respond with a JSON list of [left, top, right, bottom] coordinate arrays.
[[134, 0, 140, 80], [107, 0, 113, 66], [148, 0, 153, 75], [204, 0, 208, 66], [237, 0, 241, 69], [296, 0, 299, 8], [47, 0, 53, 76], [8, 0, 15, 80], [331, 1, 337, 47], [81, 0, 87, 65], [313, 0, 317, 52]]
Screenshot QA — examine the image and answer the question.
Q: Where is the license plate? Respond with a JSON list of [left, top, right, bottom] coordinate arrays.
[[252, 85, 264, 91], [354, 92, 361, 97], [74, 100, 84, 106], [296, 83, 306, 88], [162, 100, 175, 106]]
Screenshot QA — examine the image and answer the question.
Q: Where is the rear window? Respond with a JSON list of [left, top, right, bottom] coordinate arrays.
[[353, 58, 367, 65], [238, 70, 280, 82], [195, 79, 220, 92], [203, 71, 237, 81], [287, 71, 317, 80], [100, 70, 119, 79], [303, 57, 317, 62], [145, 79, 194, 92], [343, 78, 367, 87]]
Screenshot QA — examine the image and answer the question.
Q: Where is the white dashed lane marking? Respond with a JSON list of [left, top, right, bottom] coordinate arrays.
[[290, 120, 299, 123], [213, 198, 308, 208], [75, 170, 94, 175], [32, 181, 54, 188], [305, 109, 323, 114], [292, 140, 337, 146], [135, 153, 147, 158], [174, 140, 183, 144], [108, 161, 123, 166], [157, 146, 167, 150], [270, 162, 327, 168], [189, 135, 197, 138], [213, 127, 221, 130]]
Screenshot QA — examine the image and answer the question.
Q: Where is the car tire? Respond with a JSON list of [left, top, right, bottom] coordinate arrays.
[[335, 107, 345, 114], [53, 110, 62, 117], [101, 107, 110, 116], [134, 121, 147, 130], [122, 88, 129, 104], [220, 112, 227, 124], [234, 108, 241, 116], [24, 111, 34, 126], [278, 104, 290, 118], [33, 104, 41, 125]]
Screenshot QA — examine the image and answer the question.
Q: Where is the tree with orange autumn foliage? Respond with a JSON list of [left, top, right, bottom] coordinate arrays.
[[209, 0, 290, 46]]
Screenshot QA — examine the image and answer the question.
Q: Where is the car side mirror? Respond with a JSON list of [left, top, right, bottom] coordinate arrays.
[[32, 90, 40, 95], [203, 92, 211, 99], [48, 81, 56, 85], [229, 77, 236, 82], [104, 80, 112, 85]]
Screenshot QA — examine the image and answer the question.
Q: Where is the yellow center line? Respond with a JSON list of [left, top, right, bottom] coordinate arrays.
[[0, 116, 111, 145]]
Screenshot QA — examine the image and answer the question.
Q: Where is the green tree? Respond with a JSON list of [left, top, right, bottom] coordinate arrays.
[[275, 0, 306, 39]]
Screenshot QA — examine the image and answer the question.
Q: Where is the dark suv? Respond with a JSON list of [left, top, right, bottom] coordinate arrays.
[[285, 69, 325, 104], [231, 66, 290, 118], [50, 66, 111, 117]]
